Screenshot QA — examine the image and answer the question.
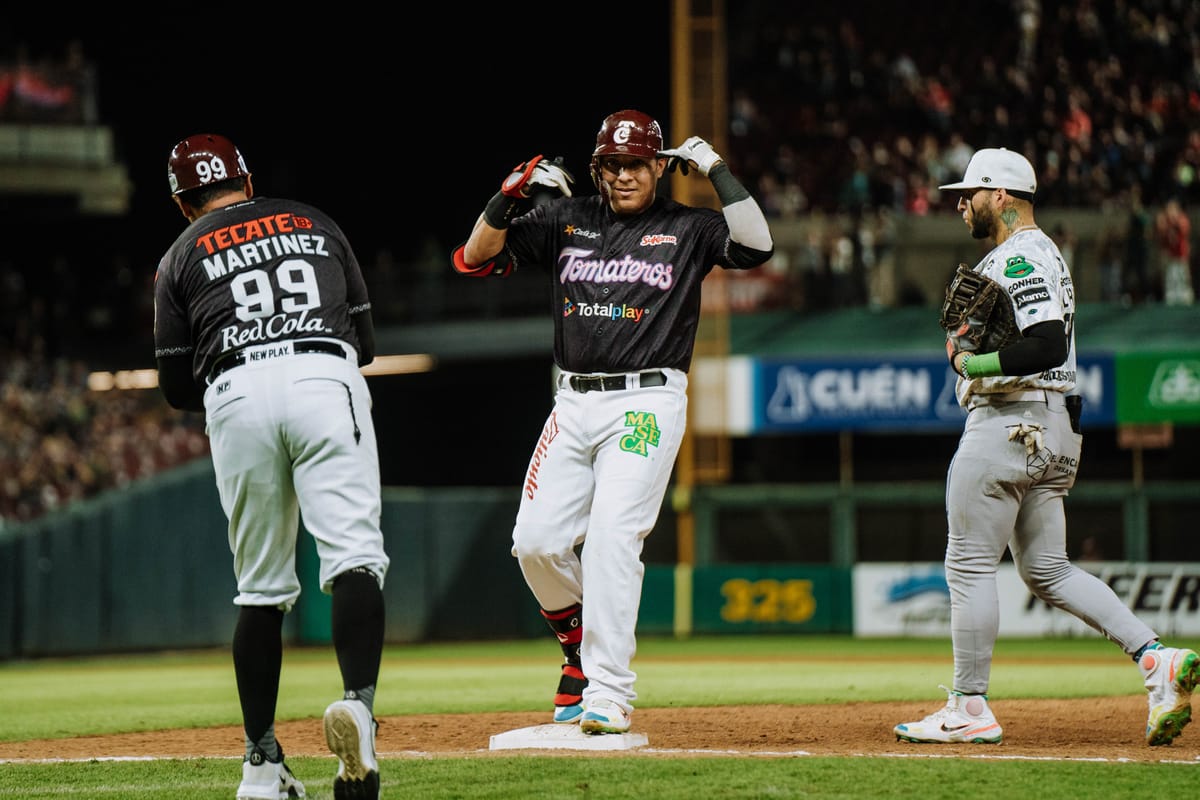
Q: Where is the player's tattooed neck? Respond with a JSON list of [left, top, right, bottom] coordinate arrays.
[[1001, 208, 1020, 229]]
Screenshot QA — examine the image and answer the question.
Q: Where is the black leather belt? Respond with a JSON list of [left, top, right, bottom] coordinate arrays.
[[568, 371, 667, 393], [208, 340, 347, 382]]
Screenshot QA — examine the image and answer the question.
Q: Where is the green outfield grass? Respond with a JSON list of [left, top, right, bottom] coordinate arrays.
[[0, 755, 1188, 800], [0, 635, 1192, 799]]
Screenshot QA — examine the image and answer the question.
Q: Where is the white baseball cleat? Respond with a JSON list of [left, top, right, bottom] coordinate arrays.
[[1142, 646, 1200, 746], [236, 746, 306, 799], [323, 697, 379, 799], [894, 685, 1003, 744], [579, 698, 632, 734]]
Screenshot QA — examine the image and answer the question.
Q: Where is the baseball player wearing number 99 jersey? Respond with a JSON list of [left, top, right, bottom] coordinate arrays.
[[452, 110, 774, 735], [154, 133, 388, 799], [893, 147, 1198, 748]]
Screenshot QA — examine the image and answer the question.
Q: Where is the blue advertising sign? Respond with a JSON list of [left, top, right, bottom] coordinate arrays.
[[752, 354, 1114, 433]]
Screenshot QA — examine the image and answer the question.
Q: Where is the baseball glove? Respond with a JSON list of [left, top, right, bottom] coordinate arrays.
[[940, 263, 1020, 361]]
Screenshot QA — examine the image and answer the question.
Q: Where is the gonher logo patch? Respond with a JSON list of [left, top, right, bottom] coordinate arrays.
[[1003, 256, 1035, 278], [620, 411, 661, 457]]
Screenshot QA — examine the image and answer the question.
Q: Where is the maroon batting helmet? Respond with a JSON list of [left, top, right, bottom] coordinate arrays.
[[589, 110, 664, 191], [167, 133, 251, 195]]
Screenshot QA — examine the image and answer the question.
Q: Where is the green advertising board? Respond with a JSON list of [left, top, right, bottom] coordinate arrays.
[[640, 564, 853, 635], [1116, 351, 1200, 424]]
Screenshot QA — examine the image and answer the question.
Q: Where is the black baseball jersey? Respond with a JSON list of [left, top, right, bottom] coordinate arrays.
[[505, 195, 765, 373], [154, 196, 369, 384]]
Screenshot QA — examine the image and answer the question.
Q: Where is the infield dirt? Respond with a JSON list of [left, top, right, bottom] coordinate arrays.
[[2, 696, 1197, 763]]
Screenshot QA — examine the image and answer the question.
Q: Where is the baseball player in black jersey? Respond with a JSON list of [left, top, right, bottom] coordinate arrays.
[[154, 134, 388, 799], [452, 110, 774, 734]]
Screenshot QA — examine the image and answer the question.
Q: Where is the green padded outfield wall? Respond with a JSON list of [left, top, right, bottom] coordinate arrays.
[[0, 460, 857, 658], [0, 461, 546, 659]]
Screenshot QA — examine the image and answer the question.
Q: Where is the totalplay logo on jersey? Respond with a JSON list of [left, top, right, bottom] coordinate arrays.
[[564, 299, 649, 322]]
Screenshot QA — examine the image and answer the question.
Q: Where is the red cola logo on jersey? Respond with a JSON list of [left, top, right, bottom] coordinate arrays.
[[557, 246, 674, 290], [219, 308, 330, 350], [194, 213, 314, 255]]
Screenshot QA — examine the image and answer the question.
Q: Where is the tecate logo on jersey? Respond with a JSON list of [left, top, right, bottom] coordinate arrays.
[[194, 213, 314, 255], [220, 308, 331, 350]]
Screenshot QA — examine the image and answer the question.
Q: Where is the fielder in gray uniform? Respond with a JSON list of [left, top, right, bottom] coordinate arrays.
[[894, 147, 1199, 746], [154, 134, 388, 799], [452, 110, 773, 734]]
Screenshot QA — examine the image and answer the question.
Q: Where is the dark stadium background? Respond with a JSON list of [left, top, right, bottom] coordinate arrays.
[[3, 7, 675, 489], [3, 7, 672, 271]]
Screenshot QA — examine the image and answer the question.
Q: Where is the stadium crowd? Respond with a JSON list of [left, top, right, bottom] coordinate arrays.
[[0, 258, 206, 525], [725, 0, 1199, 308], [3, 0, 1199, 522]]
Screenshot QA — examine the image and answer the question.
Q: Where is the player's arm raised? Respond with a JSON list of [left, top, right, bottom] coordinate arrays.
[[658, 136, 774, 265], [453, 155, 573, 277]]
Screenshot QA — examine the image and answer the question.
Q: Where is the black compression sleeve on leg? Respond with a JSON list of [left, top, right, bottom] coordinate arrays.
[[233, 606, 285, 745], [331, 568, 386, 695]]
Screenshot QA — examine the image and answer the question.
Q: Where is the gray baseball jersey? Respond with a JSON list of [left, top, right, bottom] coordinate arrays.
[[954, 227, 1077, 406], [945, 226, 1155, 695]]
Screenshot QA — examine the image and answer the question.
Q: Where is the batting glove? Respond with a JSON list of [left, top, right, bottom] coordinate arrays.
[[658, 136, 723, 176], [485, 155, 574, 229], [501, 155, 574, 199]]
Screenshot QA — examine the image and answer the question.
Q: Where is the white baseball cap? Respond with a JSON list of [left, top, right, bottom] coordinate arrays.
[[939, 148, 1037, 195]]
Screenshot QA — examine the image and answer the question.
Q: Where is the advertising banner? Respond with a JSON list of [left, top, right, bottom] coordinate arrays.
[[751, 355, 1113, 433], [853, 562, 1200, 638], [1115, 351, 1200, 424]]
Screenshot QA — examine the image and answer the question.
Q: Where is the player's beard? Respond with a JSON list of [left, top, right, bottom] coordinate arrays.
[[969, 203, 996, 241]]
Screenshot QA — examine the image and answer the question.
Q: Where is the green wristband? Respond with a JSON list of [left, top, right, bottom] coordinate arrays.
[[963, 351, 1002, 378]]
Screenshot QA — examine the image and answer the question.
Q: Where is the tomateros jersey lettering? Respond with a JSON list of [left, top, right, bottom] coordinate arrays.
[[506, 195, 761, 373], [153, 196, 368, 384], [558, 247, 674, 289]]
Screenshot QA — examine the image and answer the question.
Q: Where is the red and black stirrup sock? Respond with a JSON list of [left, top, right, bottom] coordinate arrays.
[[540, 603, 587, 707]]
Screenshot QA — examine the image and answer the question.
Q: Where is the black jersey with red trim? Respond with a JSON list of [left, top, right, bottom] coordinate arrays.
[[505, 194, 766, 373], [153, 196, 370, 384]]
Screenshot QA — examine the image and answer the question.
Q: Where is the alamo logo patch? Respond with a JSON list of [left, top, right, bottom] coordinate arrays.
[[1003, 256, 1035, 278], [1014, 287, 1050, 308]]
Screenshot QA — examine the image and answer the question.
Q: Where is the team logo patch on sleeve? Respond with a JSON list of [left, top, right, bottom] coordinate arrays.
[[1003, 256, 1034, 278]]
